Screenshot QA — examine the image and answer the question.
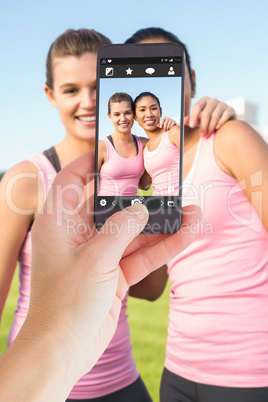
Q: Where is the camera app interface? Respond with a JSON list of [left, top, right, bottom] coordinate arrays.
[[96, 52, 183, 218]]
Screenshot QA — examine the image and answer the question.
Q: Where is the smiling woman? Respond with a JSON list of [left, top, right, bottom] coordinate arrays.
[[44, 52, 98, 150], [0, 28, 155, 402], [126, 26, 268, 402], [133, 92, 181, 196]]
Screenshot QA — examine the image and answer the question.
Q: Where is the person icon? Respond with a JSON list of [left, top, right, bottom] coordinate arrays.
[[168, 66, 175, 75]]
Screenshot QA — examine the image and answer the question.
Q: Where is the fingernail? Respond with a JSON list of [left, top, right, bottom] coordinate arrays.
[[189, 120, 195, 128]]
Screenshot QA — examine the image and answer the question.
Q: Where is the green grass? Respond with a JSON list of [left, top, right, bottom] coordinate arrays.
[[0, 270, 170, 402], [0, 267, 20, 353], [137, 184, 153, 196], [128, 283, 170, 401], [0, 172, 6, 181]]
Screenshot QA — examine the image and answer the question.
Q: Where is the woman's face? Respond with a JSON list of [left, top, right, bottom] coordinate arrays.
[[108, 101, 134, 133], [138, 38, 195, 117], [135, 96, 162, 132], [44, 52, 97, 146]]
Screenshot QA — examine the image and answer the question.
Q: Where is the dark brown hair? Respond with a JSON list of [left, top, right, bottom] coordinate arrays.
[[108, 92, 134, 114], [46, 28, 111, 88], [133, 92, 161, 114], [125, 27, 194, 87]]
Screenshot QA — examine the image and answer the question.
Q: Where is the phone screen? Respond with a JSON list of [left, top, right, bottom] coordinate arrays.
[[94, 43, 184, 234]]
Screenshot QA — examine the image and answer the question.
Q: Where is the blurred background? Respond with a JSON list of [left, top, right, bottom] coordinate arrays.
[[0, 0, 268, 173]]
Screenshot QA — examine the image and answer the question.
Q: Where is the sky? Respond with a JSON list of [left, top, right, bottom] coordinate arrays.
[[1, 0, 267, 171]]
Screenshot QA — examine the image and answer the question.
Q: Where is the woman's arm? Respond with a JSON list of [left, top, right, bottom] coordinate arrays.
[[0, 161, 40, 321], [138, 170, 152, 191], [215, 120, 268, 231], [129, 264, 168, 301], [138, 137, 152, 190]]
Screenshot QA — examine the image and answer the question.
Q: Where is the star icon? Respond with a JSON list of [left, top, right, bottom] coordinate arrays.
[[126, 67, 133, 75]]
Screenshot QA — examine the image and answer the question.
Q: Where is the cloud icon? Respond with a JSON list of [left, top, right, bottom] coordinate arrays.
[[145, 67, 155, 75]]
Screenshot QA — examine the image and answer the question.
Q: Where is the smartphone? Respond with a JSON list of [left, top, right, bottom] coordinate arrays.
[[94, 43, 185, 234]]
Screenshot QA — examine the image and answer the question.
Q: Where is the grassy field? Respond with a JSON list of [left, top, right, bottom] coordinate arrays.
[[128, 284, 170, 401], [0, 269, 170, 402], [0, 267, 19, 353]]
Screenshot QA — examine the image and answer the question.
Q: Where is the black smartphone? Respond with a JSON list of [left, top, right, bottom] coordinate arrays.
[[94, 43, 185, 234]]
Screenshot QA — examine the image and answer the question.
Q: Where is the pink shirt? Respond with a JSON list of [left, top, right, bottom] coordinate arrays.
[[8, 154, 56, 345], [8, 153, 139, 398], [144, 130, 180, 195], [98, 135, 144, 196], [165, 135, 268, 387]]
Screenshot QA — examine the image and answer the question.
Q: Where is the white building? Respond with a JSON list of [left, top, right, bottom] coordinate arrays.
[[227, 96, 268, 143]]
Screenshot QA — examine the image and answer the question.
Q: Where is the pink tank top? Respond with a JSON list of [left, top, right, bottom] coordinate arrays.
[[8, 153, 139, 398], [8, 154, 57, 345], [98, 135, 144, 196], [144, 131, 180, 195], [165, 135, 268, 387]]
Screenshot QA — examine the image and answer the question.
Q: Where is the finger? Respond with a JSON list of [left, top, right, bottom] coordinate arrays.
[[205, 104, 234, 135], [167, 120, 176, 130], [161, 118, 169, 130], [215, 106, 236, 130], [92, 203, 149, 265], [122, 232, 168, 257], [166, 121, 176, 130], [188, 96, 209, 128], [184, 115, 191, 126], [69, 194, 97, 241], [158, 117, 166, 129], [199, 102, 235, 136], [123, 204, 200, 256], [63, 150, 95, 188], [77, 193, 94, 221], [198, 99, 220, 135], [120, 205, 202, 286]]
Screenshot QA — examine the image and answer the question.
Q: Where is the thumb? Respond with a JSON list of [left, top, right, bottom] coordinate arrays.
[[184, 115, 190, 126], [93, 203, 149, 264]]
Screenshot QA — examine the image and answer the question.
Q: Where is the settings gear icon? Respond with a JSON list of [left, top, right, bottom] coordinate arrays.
[[100, 199, 107, 207]]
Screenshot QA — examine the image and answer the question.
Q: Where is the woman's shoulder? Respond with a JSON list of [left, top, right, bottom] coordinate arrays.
[[98, 138, 108, 152], [98, 139, 109, 166], [215, 120, 267, 158], [1, 159, 40, 183], [214, 120, 268, 177], [138, 136, 149, 147], [0, 159, 42, 219], [99, 138, 107, 145], [215, 119, 261, 145], [167, 125, 181, 147]]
